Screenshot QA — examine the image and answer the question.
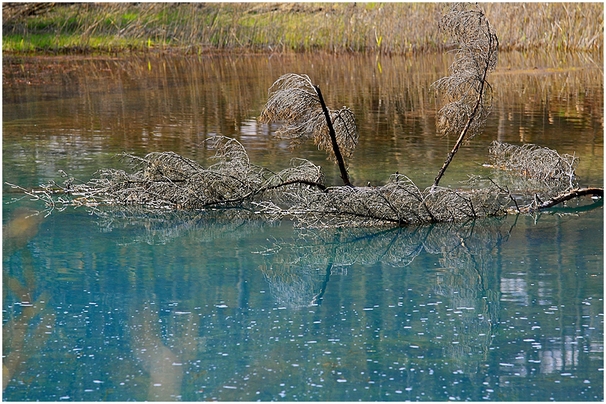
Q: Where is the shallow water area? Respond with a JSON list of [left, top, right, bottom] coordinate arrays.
[[2, 51, 603, 401]]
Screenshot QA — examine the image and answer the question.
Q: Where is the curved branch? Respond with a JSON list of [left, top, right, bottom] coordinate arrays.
[[433, 5, 498, 188], [521, 187, 603, 213], [261, 178, 327, 192]]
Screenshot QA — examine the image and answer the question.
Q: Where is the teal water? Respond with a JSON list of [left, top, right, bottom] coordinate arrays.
[[3, 52, 603, 401], [3, 208, 603, 401]]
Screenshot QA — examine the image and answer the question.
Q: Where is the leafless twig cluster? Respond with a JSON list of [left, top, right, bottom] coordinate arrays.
[[254, 173, 510, 227], [259, 73, 358, 159], [12, 136, 326, 217], [432, 3, 499, 187], [259, 73, 358, 186], [434, 3, 498, 137], [486, 141, 603, 213], [488, 141, 577, 192], [10, 136, 600, 228]]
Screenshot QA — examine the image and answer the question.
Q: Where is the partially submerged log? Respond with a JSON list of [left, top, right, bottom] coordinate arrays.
[[8, 138, 602, 228]]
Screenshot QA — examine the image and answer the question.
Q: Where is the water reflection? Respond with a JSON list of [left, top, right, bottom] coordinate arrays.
[[3, 52, 602, 189], [129, 298, 186, 401], [3, 208, 56, 391], [4, 205, 601, 400], [2, 51, 603, 401]]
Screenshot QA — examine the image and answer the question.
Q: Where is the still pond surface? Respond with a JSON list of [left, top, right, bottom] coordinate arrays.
[[3, 51, 603, 401]]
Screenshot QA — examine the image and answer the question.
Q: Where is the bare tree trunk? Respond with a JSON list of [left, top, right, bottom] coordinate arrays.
[[314, 85, 353, 187]]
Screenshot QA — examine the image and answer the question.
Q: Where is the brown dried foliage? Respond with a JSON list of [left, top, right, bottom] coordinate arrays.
[[9, 137, 599, 228], [259, 73, 358, 163], [433, 4, 498, 139]]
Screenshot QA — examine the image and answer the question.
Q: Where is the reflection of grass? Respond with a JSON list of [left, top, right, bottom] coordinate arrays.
[[3, 3, 603, 55]]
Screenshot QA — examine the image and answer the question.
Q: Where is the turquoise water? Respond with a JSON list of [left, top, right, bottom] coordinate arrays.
[[3, 208, 603, 401], [3, 52, 603, 401]]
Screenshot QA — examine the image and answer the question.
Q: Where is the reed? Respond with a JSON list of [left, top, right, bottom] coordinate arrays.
[[3, 3, 603, 55]]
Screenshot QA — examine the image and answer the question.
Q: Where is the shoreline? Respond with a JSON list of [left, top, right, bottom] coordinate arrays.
[[3, 3, 603, 57]]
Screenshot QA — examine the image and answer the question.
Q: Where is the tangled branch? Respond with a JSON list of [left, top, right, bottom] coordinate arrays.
[[488, 141, 578, 192], [432, 3, 499, 187], [13, 137, 325, 215], [487, 141, 602, 212], [9, 136, 601, 229], [259, 73, 358, 186], [253, 173, 511, 228]]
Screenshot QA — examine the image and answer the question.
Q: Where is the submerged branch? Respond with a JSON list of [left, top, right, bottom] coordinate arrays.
[[520, 187, 603, 213]]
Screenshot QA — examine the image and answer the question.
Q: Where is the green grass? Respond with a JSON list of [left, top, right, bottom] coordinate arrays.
[[3, 33, 146, 54], [2, 3, 603, 55]]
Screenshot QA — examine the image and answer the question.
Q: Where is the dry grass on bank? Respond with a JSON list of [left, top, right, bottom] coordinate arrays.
[[3, 3, 603, 55]]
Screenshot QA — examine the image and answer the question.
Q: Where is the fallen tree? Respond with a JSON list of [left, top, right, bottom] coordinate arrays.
[[7, 137, 602, 227], [6, 3, 602, 227]]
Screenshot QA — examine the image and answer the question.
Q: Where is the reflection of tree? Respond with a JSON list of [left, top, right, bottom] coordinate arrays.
[[2, 285, 56, 391], [128, 298, 185, 401], [256, 218, 508, 336], [256, 226, 429, 308], [3, 208, 56, 392], [207, 218, 513, 400], [425, 219, 505, 374], [254, 220, 510, 400], [126, 288, 208, 400], [93, 206, 275, 246], [3, 202, 600, 400]]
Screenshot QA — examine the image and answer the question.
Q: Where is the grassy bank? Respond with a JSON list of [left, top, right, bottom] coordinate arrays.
[[2, 3, 603, 55]]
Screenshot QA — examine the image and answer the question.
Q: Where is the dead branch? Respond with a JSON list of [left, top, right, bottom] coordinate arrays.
[[488, 141, 578, 192], [8, 138, 601, 228], [432, 3, 499, 188], [486, 140, 586, 210], [520, 187, 603, 213], [313, 84, 352, 187], [259, 73, 358, 186]]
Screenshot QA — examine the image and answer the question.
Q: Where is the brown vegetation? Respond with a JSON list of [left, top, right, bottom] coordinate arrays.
[[432, 4, 498, 187], [3, 3, 603, 54]]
